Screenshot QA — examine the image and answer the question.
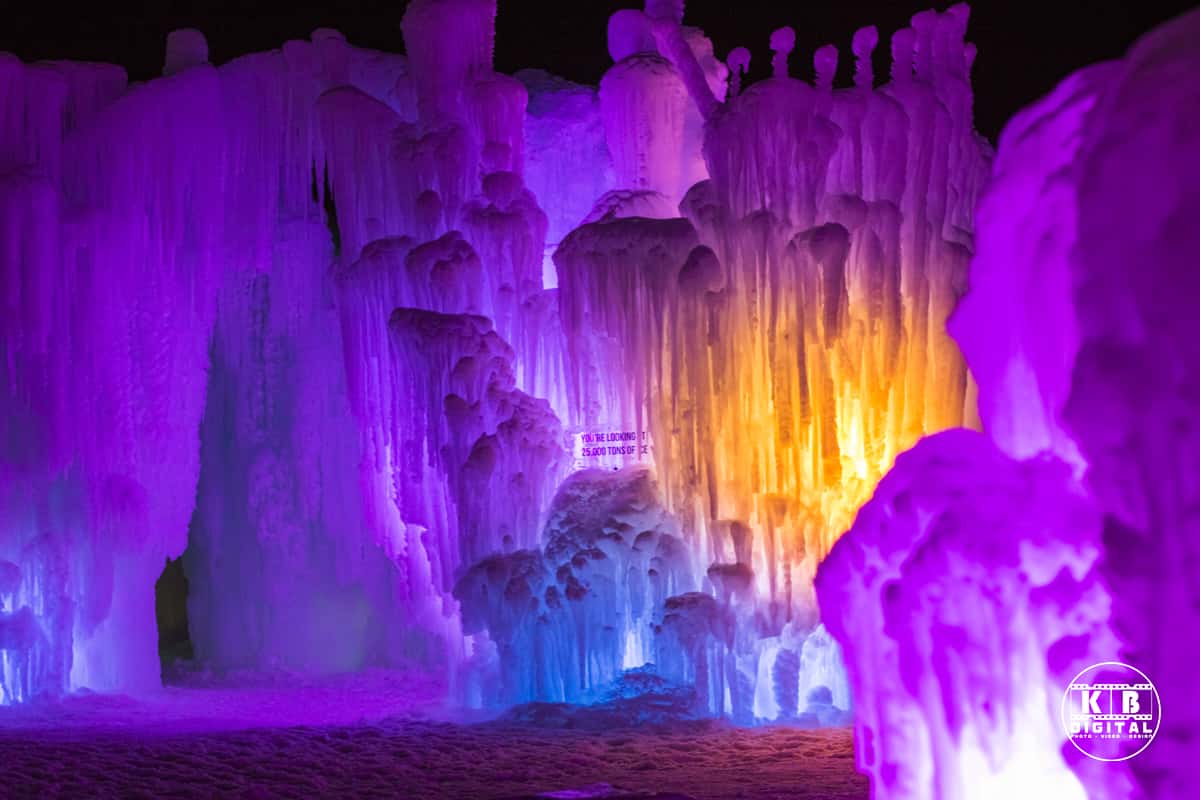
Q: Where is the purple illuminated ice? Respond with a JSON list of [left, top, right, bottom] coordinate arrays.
[[818, 7, 1200, 799]]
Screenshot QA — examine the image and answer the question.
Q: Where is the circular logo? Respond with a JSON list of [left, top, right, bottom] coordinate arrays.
[[1061, 661, 1161, 761]]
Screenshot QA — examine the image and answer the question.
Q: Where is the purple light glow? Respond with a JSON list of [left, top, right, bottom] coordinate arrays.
[[1, 1, 1197, 798]]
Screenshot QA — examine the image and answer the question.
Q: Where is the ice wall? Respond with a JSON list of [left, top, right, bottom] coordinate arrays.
[[554, 4, 989, 718], [180, 35, 426, 676], [817, 7, 1200, 799], [1061, 10, 1200, 796], [518, 69, 614, 288], [0, 1, 566, 699], [184, 222, 410, 674], [184, 0, 565, 680]]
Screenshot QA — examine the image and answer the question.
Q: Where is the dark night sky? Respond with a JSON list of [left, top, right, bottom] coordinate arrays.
[[1, 1, 1195, 141]]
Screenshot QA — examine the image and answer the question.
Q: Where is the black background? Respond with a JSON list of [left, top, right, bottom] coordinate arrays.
[[1, 1, 1195, 141]]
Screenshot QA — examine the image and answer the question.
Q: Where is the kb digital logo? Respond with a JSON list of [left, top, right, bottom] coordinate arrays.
[[1061, 661, 1161, 761]]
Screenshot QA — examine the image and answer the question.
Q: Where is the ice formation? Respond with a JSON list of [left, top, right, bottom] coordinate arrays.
[[0, 0, 1015, 737], [817, 7, 1200, 799], [552, 3, 988, 722]]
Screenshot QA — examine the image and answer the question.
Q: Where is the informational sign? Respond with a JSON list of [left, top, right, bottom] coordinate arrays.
[[573, 430, 652, 470]]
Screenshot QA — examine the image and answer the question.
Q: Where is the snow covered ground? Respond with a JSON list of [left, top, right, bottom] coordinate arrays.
[[0, 674, 866, 799]]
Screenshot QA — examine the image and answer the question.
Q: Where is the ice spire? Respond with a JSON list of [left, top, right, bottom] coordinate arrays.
[[163, 29, 208, 76], [852, 26, 878, 89], [647, 17, 719, 120], [814, 44, 838, 92], [770, 27, 795, 79], [911, 10, 937, 82], [891, 27, 916, 84], [727, 47, 751, 98]]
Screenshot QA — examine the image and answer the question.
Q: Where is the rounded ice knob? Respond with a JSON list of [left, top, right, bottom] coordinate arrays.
[[163, 29, 208, 76], [608, 9, 656, 62], [770, 26, 795, 79], [814, 44, 838, 92], [852, 26, 878, 89], [726, 47, 751, 96]]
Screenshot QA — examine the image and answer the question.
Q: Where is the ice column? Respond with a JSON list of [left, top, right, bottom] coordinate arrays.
[[1, 59, 225, 700]]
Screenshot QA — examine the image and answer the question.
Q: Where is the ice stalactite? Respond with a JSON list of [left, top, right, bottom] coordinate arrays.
[[816, 7, 1200, 799], [380, 310, 570, 682], [460, 170, 547, 353], [335, 238, 568, 674], [555, 217, 699, 445], [385, 310, 565, 576]]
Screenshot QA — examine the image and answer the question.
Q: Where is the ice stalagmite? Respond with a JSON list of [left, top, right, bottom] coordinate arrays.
[[456, 466, 690, 706], [817, 7, 1200, 800], [557, 217, 699, 446]]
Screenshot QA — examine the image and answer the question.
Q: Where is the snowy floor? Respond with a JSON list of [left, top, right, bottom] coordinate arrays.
[[0, 674, 868, 799]]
